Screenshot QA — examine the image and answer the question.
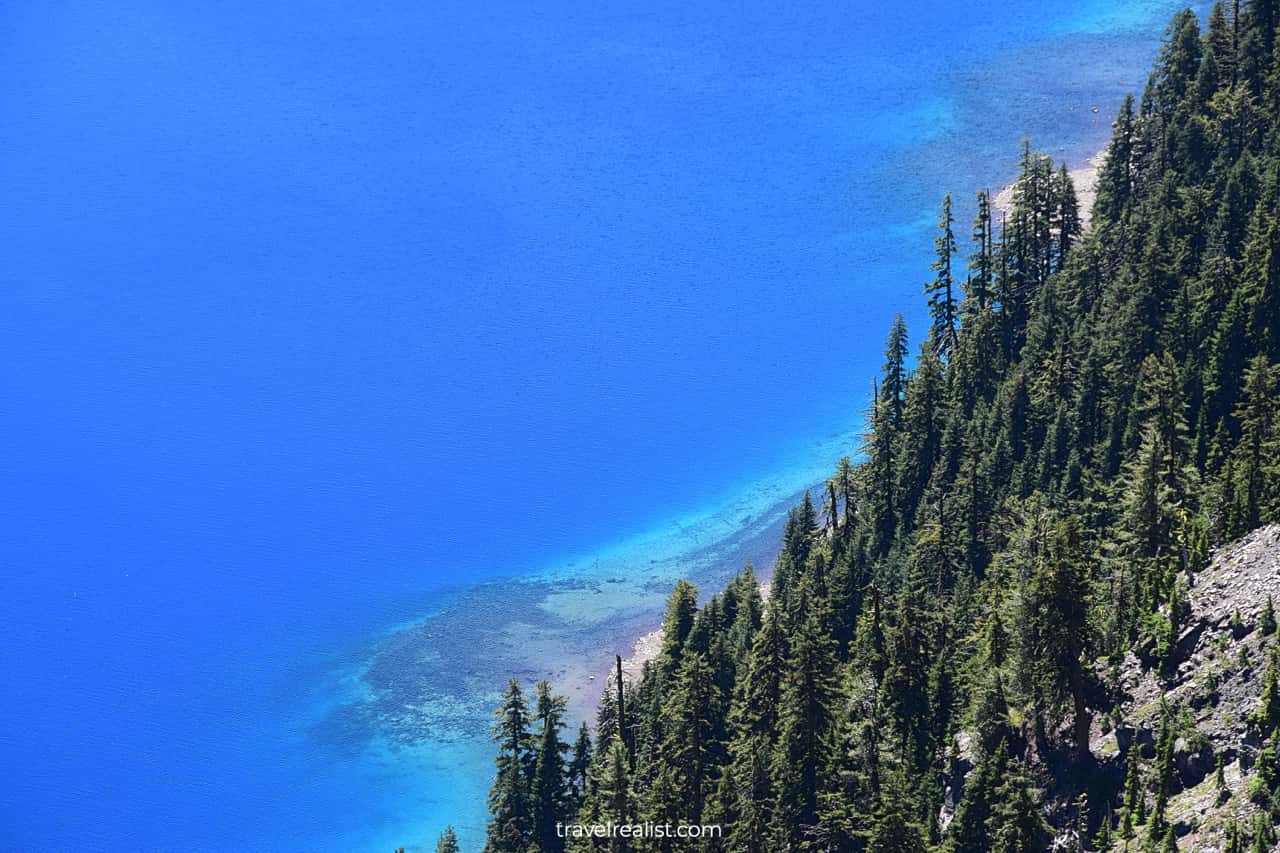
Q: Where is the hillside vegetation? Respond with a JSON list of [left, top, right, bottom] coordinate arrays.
[[456, 4, 1280, 851]]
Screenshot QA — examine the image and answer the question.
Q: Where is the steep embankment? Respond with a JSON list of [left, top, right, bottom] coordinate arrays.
[[1104, 525, 1280, 850], [943, 526, 1280, 849]]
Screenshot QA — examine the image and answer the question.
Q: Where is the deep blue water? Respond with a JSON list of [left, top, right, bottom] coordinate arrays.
[[1, 1, 1200, 850]]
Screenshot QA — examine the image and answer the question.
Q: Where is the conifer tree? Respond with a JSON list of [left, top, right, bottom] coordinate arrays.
[[1122, 740, 1145, 835], [1096, 95, 1138, 225], [1230, 354, 1278, 534], [1251, 811, 1275, 853], [1036, 516, 1093, 754], [1149, 703, 1176, 842], [866, 795, 926, 853], [987, 764, 1050, 853], [658, 652, 723, 823], [531, 682, 571, 853], [466, 10, 1280, 848], [1257, 646, 1280, 731], [1094, 805, 1114, 851], [568, 722, 592, 813], [486, 680, 535, 853], [437, 826, 461, 853], [950, 748, 1008, 853], [719, 737, 774, 853], [1054, 163, 1082, 268], [591, 740, 633, 853], [881, 568, 936, 774], [967, 189, 995, 312], [657, 580, 699, 682], [882, 313, 909, 429], [927, 193, 959, 358], [770, 600, 841, 849]]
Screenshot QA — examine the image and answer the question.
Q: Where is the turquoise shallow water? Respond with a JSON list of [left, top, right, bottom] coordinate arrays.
[[0, 1, 1205, 850]]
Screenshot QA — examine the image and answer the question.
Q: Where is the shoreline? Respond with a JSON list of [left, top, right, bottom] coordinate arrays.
[[620, 579, 773, 683], [615, 145, 1108, 689], [993, 146, 1104, 231], [352, 465, 822, 735]]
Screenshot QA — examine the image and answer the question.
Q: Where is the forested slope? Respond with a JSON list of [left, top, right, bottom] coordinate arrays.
[[461, 4, 1280, 851]]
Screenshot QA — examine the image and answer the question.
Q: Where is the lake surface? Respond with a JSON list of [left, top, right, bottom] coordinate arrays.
[[1, 1, 1203, 849]]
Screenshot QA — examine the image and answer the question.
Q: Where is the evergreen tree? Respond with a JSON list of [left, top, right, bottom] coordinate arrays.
[[1149, 703, 1177, 841], [486, 681, 535, 853], [437, 826, 461, 853], [770, 602, 841, 849], [657, 652, 723, 823], [1094, 805, 1115, 852], [949, 748, 1008, 853], [1230, 354, 1279, 534], [927, 193, 960, 358], [1096, 95, 1138, 225], [1122, 740, 1145, 836], [967, 189, 995, 312], [866, 796, 926, 853], [1251, 811, 1275, 853], [1257, 646, 1280, 731], [568, 722, 592, 812], [882, 313, 910, 429], [531, 682, 571, 853], [987, 764, 1050, 853], [591, 740, 633, 853], [657, 580, 699, 682], [1054, 163, 1082, 267]]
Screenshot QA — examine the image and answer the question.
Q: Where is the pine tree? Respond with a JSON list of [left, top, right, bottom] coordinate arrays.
[[1037, 516, 1093, 754], [461, 10, 1280, 848], [735, 602, 788, 740], [1054, 163, 1082, 268], [1231, 354, 1278, 533], [568, 722, 592, 812], [1251, 811, 1275, 853], [716, 602, 787, 852], [967, 189, 996, 312], [657, 580, 699, 682], [987, 764, 1050, 853], [719, 736, 774, 853], [927, 193, 959, 358], [591, 740, 633, 853], [1123, 741, 1144, 835], [486, 680, 535, 853], [866, 795, 926, 853], [1257, 646, 1280, 731], [880, 568, 936, 774], [726, 563, 764, 662], [1149, 703, 1176, 841], [950, 748, 1008, 853], [437, 825, 461, 853], [658, 652, 723, 823], [530, 682, 571, 853], [770, 601, 841, 849], [882, 313, 910, 429], [1096, 95, 1138, 225]]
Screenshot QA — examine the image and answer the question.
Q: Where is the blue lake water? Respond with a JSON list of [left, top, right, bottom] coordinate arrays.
[[1, 1, 1204, 850]]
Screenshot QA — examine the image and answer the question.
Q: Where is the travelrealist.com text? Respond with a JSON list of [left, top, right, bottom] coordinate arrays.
[[556, 822, 723, 839]]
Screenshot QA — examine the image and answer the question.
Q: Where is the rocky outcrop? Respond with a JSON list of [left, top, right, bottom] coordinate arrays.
[[1093, 525, 1280, 851]]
